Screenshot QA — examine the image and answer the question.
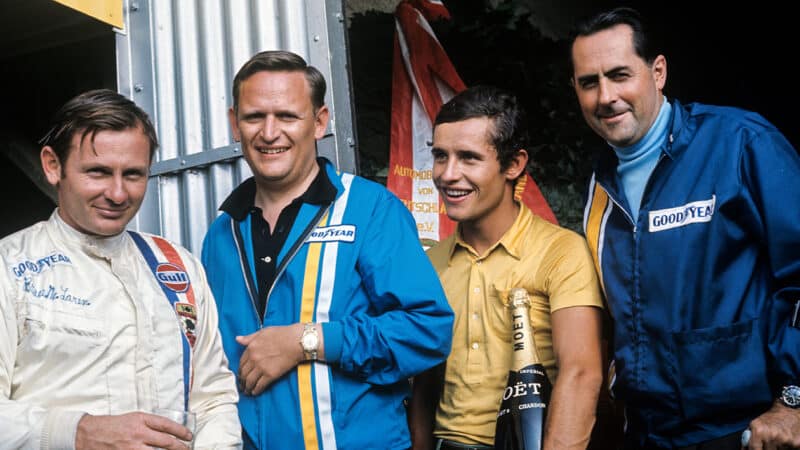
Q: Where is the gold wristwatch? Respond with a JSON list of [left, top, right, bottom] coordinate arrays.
[[300, 322, 319, 361]]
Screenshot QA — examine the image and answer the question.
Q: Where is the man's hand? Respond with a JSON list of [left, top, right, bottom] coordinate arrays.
[[745, 402, 800, 449], [236, 323, 309, 396], [75, 412, 192, 450]]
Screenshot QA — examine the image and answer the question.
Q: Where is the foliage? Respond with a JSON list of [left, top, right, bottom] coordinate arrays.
[[348, 0, 604, 232]]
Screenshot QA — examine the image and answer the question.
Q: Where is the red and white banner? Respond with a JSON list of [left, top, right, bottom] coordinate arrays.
[[388, 0, 557, 247]]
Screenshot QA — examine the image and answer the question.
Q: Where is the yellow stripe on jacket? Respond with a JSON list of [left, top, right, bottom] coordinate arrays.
[[298, 210, 330, 450], [585, 182, 610, 296]]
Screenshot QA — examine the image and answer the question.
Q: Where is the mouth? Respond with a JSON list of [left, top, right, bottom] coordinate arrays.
[[95, 206, 128, 218], [596, 108, 628, 123], [444, 188, 470, 197], [256, 146, 289, 155], [439, 187, 473, 203]]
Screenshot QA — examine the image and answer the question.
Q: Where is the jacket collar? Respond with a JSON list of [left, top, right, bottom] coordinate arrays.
[[220, 157, 338, 221], [47, 209, 128, 258]]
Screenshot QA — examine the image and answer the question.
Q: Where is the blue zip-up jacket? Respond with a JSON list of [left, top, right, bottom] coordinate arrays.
[[583, 100, 800, 448], [201, 159, 454, 449]]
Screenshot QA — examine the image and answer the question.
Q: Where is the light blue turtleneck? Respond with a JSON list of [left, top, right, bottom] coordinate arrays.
[[612, 97, 671, 219]]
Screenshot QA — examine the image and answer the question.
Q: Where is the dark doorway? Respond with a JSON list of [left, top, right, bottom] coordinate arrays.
[[0, 0, 116, 238]]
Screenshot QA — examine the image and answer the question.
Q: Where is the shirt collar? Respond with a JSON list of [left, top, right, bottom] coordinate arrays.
[[611, 96, 671, 162], [220, 157, 336, 221], [449, 203, 530, 262], [594, 98, 692, 180]]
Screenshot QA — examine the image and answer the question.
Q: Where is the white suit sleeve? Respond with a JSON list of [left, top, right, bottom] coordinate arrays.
[[0, 275, 86, 450], [185, 254, 242, 450]]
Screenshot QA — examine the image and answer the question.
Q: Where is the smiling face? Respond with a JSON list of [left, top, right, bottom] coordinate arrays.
[[432, 117, 526, 235], [41, 127, 151, 237], [571, 23, 666, 147], [229, 70, 329, 195]]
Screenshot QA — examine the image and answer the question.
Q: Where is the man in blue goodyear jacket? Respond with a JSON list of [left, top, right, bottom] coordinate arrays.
[[201, 50, 454, 449], [571, 7, 800, 450]]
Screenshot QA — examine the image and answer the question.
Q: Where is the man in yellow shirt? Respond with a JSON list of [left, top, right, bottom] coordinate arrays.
[[409, 85, 605, 450]]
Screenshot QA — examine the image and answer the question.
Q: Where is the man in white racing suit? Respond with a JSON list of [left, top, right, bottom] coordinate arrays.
[[0, 89, 241, 450]]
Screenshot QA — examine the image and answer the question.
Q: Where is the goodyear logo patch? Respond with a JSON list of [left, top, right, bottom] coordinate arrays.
[[12, 253, 72, 278], [155, 263, 190, 292], [649, 195, 715, 232], [307, 224, 356, 243]]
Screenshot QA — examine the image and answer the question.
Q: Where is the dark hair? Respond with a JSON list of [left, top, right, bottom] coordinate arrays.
[[39, 89, 158, 162], [570, 7, 658, 67], [232, 50, 326, 113], [434, 85, 528, 173]]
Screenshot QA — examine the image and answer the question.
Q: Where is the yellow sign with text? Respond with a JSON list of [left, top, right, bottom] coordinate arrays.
[[52, 0, 123, 29]]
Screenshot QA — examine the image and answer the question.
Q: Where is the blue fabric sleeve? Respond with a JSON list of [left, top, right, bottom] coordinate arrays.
[[333, 188, 454, 385], [321, 321, 343, 362], [741, 128, 800, 389]]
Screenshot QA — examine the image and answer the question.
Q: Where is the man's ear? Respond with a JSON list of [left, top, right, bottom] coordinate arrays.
[[228, 107, 241, 142], [40, 146, 62, 187], [504, 148, 529, 181], [314, 105, 330, 140], [652, 54, 667, 91]]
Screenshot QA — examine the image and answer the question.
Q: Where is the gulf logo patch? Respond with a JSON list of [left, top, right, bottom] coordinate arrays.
[[156, 263, 190, 292]]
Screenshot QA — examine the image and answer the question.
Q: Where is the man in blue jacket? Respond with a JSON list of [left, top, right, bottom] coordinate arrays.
[[572, 7, 800, 449], [201, 50, 454, 449]]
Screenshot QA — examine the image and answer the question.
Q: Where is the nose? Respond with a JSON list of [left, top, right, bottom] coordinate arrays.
[[435, 157, 460, 184], [597, 78, 616, 106], [105, 176, 128, 205], [259, 116, 280, 142]]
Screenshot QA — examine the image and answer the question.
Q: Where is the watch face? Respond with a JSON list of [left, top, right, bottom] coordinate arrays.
[[783, 385, 800, 408], [302, 332, 319, 351]]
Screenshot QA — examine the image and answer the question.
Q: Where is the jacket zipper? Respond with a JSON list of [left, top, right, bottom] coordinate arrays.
[[230, 218, 263, 328], [635, 133, 674, 235], [601, 133, 674, 391], [263, 204, 332, 322]]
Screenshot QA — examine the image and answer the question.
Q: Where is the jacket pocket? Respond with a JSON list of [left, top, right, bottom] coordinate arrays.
[[672, 318, 771, 422], [17, 303, 105, 353]]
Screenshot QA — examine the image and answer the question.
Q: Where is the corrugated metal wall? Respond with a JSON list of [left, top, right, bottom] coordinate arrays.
[[115, 0, 356, 253]]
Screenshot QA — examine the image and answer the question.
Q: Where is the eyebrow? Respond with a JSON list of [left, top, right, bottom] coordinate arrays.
[[431, 147, 484, 159], [124, 167, 149, 176], [575, 65, 631, 84], [237, 110, 262, 121], [239, 108, 303, 120]]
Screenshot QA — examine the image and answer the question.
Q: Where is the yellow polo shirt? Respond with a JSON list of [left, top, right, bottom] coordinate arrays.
[[427, 204, 603, 445]]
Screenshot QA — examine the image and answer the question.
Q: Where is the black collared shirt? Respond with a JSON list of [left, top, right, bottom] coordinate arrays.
[[219, 158, 337, 318]]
